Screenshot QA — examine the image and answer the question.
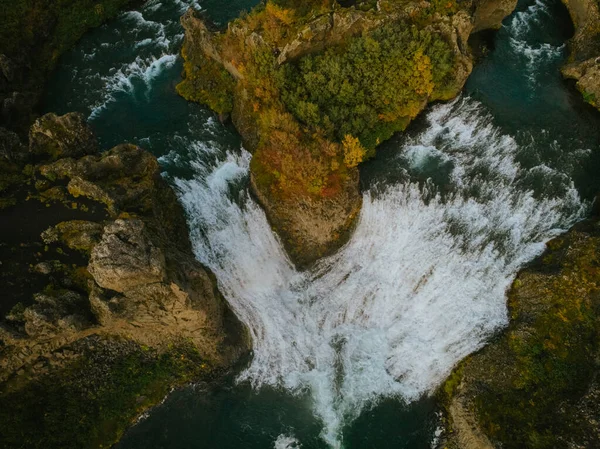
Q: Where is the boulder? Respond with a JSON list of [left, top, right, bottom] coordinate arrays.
[[29, 112, 97, 161], [88, 219, 166, 293]]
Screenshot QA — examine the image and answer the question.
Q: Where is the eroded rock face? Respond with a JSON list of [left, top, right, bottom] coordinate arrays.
[[29, 112, 97, 160], [1, 111, 248, 386], [560, 0, 600, 110], [41, 220, 104, 252], [88, 219, 166, 292], [472, 0, 519, 33]]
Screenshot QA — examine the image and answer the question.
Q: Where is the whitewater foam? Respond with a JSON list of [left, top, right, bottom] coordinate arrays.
[[504, 0, 565, 85], [68, 0, 203, 120], [173, 97, 586, 447], [274, 435, 302, 449]]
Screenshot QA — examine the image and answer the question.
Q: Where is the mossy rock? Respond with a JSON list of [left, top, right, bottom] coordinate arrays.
[[0, 336, 213, 449]]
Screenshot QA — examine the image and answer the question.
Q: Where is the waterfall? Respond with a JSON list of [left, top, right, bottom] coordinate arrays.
[[170, 97, 585, 448]]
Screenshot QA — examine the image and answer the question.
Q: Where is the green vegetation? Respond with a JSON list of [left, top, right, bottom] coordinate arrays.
[[442, 226, 600, 449], [280, 24, 454, 150], [177, 45, 235, 115], [0, 338, 211, 449], [582, 89, 598, 108]]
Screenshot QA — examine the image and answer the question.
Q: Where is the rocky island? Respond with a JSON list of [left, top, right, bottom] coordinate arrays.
[[177, 0, 516, 266]]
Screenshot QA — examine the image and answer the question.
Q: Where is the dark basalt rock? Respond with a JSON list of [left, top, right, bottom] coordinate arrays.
[[29, 112, 97, 161]]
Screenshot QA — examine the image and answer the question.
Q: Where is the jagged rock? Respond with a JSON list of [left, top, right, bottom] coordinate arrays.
[[472, 0, 519, 33], [67, 176, 116, 212], [563, 57, 600, 110], [88, 284, 113, 326], [41, 220, 104, 252], [39, 144, 165, 215], [23, 290, 91, 339], [560, 0, 600, 110], [88, 219, 166, 293], [29, 112, 97, 161]]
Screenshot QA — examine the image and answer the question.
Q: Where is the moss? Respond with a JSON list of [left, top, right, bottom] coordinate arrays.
[[6, 302, 27, 322], [441, 358, 467, 402], [443, 223, 600, 449], [176, 47, 235, 115], [582, 90, 598, 108], [0, 337, 212, 449]]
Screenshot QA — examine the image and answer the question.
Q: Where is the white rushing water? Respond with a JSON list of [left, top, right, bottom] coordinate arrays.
[[50, 0, 587, 446], [274, 434, 302, 449], [167, 97, 586, 448], [505, 0, 566, 85], [64, 0, 199, 119]]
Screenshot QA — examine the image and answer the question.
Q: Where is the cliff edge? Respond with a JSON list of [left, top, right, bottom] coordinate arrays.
[[560, 0, 600, 110], [0, 113, 248, 448], [176, 0, 517, 268], [439, 217, 600, 449]]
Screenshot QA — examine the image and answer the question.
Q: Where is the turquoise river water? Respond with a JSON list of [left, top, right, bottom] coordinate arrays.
[[43, 0, 600, 447]]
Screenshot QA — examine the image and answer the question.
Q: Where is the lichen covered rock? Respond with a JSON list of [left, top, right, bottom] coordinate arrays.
[[29, 112, 97, 161], [88, 219, 167, 292]]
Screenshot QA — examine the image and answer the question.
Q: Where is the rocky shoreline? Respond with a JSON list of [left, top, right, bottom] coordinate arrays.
[[560, 0, 600, 110], [438, 215, 600, 449], [1, 0, 599, 448], [0, 112, 249, 448]]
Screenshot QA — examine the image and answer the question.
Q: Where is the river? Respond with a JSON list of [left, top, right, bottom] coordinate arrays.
[[43, 0, 600, 447]]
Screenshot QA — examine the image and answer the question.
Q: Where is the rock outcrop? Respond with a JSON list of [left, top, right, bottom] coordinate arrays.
[[177, 0, 517, 268], [438, 218, 600, 449], [472, 0, 519, 33], [0, 113, 248, 448], [29, 112, 97, 160], [560, 0, 600, 110]]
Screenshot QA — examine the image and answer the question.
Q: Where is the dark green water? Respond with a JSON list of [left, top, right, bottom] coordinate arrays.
[[43, 0, 600, 447]]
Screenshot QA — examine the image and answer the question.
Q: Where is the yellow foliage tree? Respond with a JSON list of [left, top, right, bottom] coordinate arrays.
[[265, 2, 295, 25], [411, 48, 434, 96], [342, 134, 366, 168]]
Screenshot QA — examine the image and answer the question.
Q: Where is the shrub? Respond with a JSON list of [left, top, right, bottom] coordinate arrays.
[[279, 23, 455, 150]]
